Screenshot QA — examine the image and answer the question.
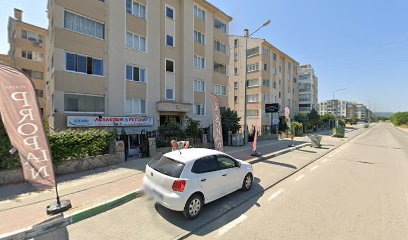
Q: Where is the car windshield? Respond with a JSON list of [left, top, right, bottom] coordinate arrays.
[[148, 156, 185, 178]]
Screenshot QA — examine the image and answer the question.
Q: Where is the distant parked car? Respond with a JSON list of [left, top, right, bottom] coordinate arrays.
[[143, 148, 253, 219]]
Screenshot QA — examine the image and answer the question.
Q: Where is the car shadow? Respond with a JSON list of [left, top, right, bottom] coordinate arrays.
[[155, 177, 265, 237]]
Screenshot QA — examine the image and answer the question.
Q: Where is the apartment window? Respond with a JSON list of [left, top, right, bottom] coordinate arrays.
[[35, 89, 44, 98], [214, 85, 227, 96], [126, 0, 146, 19], [262, 79, 270, 87], [22, 68, 44, 79], [126, 98, 146, 114], [166, 6, 174, 19], [246, 79, 259, 87], [273, 52, 277, 60], [233, 82, 238, 89], [299, 74, 311, 80], [247, 109, 258, 117], [214, 40, 227, 53], [165, 35, 174, 47], [194, 104, 205, 116], [21, 30, 43, 43], [126, 65, 146, 82], [273, 67, 277, 75], [279, 66, 282, 73], [234, 39, 239, 46], [263, 94, 269, 103], [279, 92, 281, 98], [65, 52, 103, 76], [194, 79, 205, 92], [64, 11, 105, 39], [247, 94, 259, 103], [194, 5, 205, 21], [263, 47, 270, 56], [126, 32, 146, 52], [214, 63, 227, 75], [234, 96, 238, 103], [273, 81, 277, 89], [264, 63, 268, 71], [22, 50, 43, 62], [234, 67, 238, 75], [166, 89, 174, 100], [194, 30, 205, 45], [166, 59, 174, 72], [288, 62, 291, 71], [247, 47, 259, 57], [214, 18, 227, 33], [194, 55, 205, 69], [64, 94, 105, 113], [234, 53, 239, 60], [247, 63, 259, 72], [273, 96, 277, 103]]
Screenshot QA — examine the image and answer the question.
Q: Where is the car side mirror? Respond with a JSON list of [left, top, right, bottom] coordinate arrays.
[[236, 161, 241, 168]]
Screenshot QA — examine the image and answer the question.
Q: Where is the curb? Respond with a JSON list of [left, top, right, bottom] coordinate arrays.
[[0, 189, 143, 240], [247, 143, 311, 164], [177, 127, 369, 240]]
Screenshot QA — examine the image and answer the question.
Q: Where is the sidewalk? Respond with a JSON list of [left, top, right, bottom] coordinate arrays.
[[0, 126, 360, 236]]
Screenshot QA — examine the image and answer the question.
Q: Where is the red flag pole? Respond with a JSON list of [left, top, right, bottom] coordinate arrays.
[[251, 111, 262, 157]]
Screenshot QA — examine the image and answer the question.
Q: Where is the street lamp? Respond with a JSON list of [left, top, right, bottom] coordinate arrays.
[[332, 88, 346, 128], [243, 19, 271, 144]]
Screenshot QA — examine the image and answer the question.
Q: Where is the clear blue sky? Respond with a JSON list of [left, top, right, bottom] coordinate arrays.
[[1, 0, 407, 112]]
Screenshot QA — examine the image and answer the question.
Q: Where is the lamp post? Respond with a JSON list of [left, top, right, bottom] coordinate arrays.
[[243, 19, 271, 144], [332, 88, 346, 128]]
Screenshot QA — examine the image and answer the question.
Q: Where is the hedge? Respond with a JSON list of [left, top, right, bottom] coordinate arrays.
[[0, 125, 116, 170]]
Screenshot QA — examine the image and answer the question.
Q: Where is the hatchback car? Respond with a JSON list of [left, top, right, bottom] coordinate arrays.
[[143, 148, 253, 219]]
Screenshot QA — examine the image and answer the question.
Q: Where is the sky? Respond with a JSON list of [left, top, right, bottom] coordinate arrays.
[[0, 0, 407, 112]]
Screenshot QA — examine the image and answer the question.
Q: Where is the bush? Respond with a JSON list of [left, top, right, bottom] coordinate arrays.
[[185, 116, 203, 140], [391, 112, 408, 126], [291, 121, 304, 136], [48, 129, 116, 163], [0, 121, 20, 170], [156, 120, 185, 148]]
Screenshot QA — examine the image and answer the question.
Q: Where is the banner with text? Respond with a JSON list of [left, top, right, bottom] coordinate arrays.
[[0, 64, 56, 189], [67, 116, 154, 127], [210, 93, 223, 152]]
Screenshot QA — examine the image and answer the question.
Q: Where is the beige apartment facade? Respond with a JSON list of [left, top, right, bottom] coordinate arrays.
[[47, 0, 231, 155], [298, 64, 318, 113], [228, 36, 299, 135], [7, 9, 48, 118]]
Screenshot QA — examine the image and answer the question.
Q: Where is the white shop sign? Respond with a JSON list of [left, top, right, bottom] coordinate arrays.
[[67, 116, 154, 127]]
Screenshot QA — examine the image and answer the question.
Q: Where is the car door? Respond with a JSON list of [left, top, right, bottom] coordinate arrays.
[[217, 155, 243, 193], [191, 155, 224, 203]]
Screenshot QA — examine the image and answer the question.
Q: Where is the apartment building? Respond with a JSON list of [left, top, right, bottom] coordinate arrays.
[[47, 0, 231, 155], [298, 64, 318, 113], [356, 104, 369, 122], [7, 9, 48, 118], [319, 99, 348, 118], [228, 36, 299, 135], [0, 54, 10, 65]]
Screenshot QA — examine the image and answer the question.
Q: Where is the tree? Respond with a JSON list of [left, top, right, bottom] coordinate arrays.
[[185, 116, 203, 139], [391, 112, 408, 126], [320, 113, 335, 123], [294, 113, 308, 125], [221, 108, 241, 141], [308, 109, 320, 126]]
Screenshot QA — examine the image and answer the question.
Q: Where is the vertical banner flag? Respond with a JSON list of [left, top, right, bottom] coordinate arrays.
[[252, 112, 259, 152], [210, 93, 223, 152], [0, 64, 56, 189]]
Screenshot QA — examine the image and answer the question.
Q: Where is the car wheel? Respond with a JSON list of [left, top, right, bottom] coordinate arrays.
[[183, 194, 203, 219], [242, 173, 253, 191]]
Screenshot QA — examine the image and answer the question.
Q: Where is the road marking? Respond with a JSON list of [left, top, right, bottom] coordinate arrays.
[[295, 175, 305, 181], [322, 159, 328, 163], [218, 214, 248, 236], [328, 154, 334, 158], [310, 166, 319, 171], [268, 189, 284, 201]]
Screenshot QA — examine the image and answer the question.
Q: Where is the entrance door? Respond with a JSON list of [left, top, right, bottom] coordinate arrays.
[[160, 115, 181, 126], [128, 134, 141, 157]]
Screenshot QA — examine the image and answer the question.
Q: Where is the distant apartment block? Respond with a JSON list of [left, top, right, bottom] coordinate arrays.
[[319, 99, 348, 118], [7, 8, 48, 118], [0, 54, 10, 65], [47, 0, 231, 154], [298, 64, 318, 113], [228, 36, 299, 135]]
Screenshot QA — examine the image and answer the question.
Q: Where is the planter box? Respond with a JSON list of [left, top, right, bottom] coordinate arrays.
[[332, 127, 345, 138]]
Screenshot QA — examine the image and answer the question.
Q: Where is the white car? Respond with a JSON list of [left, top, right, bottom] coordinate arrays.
[[143, 148, 253, 219]]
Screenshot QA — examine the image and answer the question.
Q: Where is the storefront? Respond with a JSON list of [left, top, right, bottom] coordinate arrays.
[[67, 116, 155, 158]]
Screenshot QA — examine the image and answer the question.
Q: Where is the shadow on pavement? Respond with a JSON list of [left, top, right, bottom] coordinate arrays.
[[155, 177, 264, 237], [30, 214, 69, 240], [250, 158, 297, 169], [295, 149, 317, 154]]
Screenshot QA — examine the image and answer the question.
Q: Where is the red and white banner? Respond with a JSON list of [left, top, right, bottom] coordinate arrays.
[[0, 64, 56, 189], [210, 93, 223, 152], [67, 116, 154, 127]]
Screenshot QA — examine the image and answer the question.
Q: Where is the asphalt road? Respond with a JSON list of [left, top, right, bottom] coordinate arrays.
[[188, 123, 408, 239]]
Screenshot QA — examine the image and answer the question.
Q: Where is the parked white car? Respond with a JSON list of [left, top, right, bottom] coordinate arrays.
[[143, 148, 253, 219]]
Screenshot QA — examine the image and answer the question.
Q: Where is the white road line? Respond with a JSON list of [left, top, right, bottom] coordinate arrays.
[[310, 166, 319, 171], [295, 175, 305, 181], [218, 214, 248, 236], [268, 189, 284, 201], [322, 158, 328, 163]]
